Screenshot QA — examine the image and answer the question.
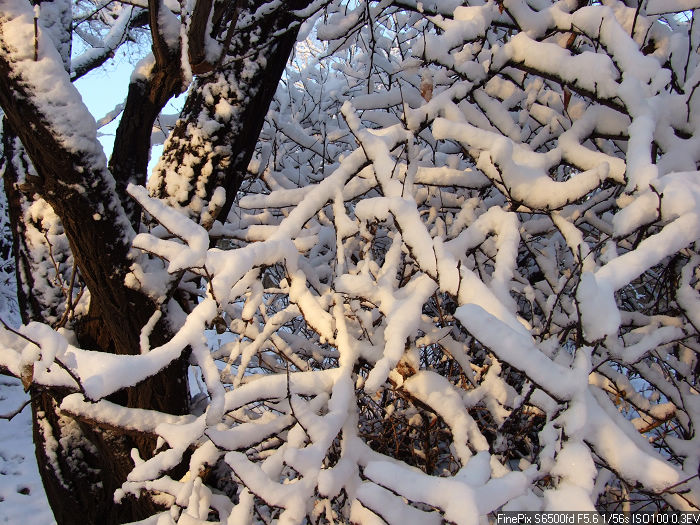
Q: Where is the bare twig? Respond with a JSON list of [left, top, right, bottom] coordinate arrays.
[[0, 398, 31, 421]]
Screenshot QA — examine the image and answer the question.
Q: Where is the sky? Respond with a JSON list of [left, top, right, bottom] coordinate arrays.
[[73, 47, 186, 175]]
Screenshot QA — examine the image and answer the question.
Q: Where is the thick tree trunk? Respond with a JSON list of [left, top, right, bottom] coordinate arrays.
[[1, 121, 188, 523], [0, 0, 310, 522], [149, 0, 311, 223], [31, 391, 165, 525]]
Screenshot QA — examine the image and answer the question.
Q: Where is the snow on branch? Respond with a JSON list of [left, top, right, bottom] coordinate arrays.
[[1, 0, 699, 522]]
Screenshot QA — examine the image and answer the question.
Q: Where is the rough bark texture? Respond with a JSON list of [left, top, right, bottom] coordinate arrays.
[[0, 119, 186, 524], [0, 0, 310, 522], [1, 129, 47, 324], [31, 390, 165, 525], [149, 0, 310, 224], [109, 71, 184, 227]]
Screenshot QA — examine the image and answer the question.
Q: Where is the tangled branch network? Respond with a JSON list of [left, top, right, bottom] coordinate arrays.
[[2, 0, 700, 522]]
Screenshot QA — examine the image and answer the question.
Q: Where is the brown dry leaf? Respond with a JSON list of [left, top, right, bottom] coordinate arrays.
[[212, 315, 228, 334], [21, 362, 34, 392], [396, 359, 416, 379], [565, 32, 576, 49], [420, 75, 433, 102]]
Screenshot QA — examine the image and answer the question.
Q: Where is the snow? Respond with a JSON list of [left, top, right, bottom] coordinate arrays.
[[599, 213, 700, 292], [678, 256, 700, 331], [0, 378, 54, 524], [404, 371, 488, 460], [545, 441, 597, 510], [583, 388, 682, 492], [363, 458, 528, 525], [131, 53, 157, 83], [433, 117, 614, 210], [455, 304, 586, 401], [34, 0, 70, 71], [1, 0, 700, 522], [355, 197, 438, 277], [0, 0, 134, 246], [647, 0, 700, 15], [70, 5, 135, 79], [129, 184, 209, 273], [576, 272, 621, 342], [497, 33, 620, 100], [0, 0, 108, 169]]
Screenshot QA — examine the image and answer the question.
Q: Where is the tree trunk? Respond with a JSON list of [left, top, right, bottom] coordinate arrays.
[[31, 391, 164, 525], [1, 120, 185, 523], [0, 0, 310, 521], [149, 0, 312, 223]]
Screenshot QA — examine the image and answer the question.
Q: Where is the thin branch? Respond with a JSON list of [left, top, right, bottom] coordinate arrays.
[[0, 398, 31, 420]]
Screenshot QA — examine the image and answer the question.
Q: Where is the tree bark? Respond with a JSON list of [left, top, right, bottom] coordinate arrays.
[[0, 0, 311, 522], [31, 389, 166, 525], [108, 0, 184, 227], [0, 0, 316, 524], [0, 3, 188, 520], [149, 0, 311, 224]]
